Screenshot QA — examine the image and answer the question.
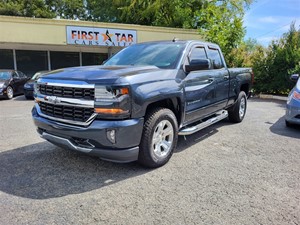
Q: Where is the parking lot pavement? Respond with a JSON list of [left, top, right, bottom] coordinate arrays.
[[0, 96, 299, 225]]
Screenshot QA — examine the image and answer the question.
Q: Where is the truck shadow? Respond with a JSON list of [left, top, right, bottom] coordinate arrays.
[[176, 119, 232, 153], [0, 119, 237, 200], [269, 116, 300, 139], [0, 142, 150, 200]]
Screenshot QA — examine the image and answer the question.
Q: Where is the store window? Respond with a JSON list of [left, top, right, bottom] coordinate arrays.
[[16, 50, 48, 77], [82, 53, 108, 66], [0, 49, 14, 69], [50, 51, 80, 70]]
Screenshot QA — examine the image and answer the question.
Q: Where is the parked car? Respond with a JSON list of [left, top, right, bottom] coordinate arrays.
[[286, 74, 300, 127], [24, 70, 49, 99], [0, 70, 29, 99]]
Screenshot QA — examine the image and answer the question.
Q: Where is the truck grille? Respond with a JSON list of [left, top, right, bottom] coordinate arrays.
[[39, 84, 94, 100], [39, 102, 94, 122]]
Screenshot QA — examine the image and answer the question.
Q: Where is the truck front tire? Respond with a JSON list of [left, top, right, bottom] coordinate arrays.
[[228, 91, 247, 123], [138, 108, 178, 168]]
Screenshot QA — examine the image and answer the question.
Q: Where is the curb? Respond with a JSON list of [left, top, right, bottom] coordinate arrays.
[[257, 94, 287, 101]]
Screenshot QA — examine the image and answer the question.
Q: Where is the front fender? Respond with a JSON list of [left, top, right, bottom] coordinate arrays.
[[130, 79, 184, 118]]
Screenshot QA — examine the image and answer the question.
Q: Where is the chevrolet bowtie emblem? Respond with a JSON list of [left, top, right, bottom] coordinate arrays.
[[44, 96, 61, 104]]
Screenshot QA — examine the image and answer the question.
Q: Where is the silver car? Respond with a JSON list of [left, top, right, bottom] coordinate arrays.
[[286, 74, 300, 127]]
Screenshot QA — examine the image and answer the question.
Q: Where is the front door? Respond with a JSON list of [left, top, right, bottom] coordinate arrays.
[[183, 46, 217, 124]]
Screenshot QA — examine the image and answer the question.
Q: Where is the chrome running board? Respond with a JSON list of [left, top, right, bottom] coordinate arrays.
[[178, 110, 228, 135]]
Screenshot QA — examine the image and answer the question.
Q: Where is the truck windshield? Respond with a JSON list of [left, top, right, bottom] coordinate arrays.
[[104, 42, 186, 69]]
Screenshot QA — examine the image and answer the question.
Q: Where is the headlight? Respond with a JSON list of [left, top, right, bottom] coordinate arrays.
[[0, 83, 4, 88], [94, 85, 131, 118], [95, 86, 129, 100], [24, 83, 32, 89]]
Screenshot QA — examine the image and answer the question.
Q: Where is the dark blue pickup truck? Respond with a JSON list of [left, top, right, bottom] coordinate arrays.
[[32, 40, 253, 167]]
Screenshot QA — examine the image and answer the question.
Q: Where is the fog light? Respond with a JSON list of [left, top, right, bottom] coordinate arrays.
[[106, 129, 116, 144]]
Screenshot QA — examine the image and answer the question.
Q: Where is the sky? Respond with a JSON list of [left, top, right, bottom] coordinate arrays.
[[244, 0, 300, 46]]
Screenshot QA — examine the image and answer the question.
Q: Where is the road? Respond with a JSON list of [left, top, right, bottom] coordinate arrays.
[[0, 96, 299, 225]]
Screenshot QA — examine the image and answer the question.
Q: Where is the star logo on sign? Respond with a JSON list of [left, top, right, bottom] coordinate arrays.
[[101, 30, 114, 42]]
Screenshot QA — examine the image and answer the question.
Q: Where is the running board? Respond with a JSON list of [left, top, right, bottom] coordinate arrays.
[[178, 110, 228, 136]]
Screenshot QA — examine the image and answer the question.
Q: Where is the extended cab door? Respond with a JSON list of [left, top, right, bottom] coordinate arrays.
[[206, 46, 230, 111], [183, 45, 217, 124]]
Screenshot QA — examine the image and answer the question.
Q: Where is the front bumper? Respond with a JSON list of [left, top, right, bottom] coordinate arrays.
[[24, 88, 34, 98], [32, 106, 144, 163]]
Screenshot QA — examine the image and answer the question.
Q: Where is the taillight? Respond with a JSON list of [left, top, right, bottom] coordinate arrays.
[[292, 91, 300, 100]]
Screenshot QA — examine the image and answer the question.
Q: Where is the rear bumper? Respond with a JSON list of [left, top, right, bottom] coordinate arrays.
[[32, 106, 144, 163], [286, 103, 300, 125]]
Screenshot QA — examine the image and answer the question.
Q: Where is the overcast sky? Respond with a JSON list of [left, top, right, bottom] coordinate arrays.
[[244, 0, 300, 46]]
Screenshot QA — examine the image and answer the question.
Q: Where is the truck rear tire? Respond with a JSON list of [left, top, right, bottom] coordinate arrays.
[[228, 91, 247, 123], [138, 107, 178, 168]]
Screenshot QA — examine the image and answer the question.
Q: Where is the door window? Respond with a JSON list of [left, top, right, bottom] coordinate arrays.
[[17, 71, 27, 78], [12, 72, 19, 79], [207, 48, 224, 69], [189, 47, 207, 61]]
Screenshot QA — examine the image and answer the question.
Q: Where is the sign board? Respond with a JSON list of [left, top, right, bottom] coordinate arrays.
[[66, 26, 137, 47]]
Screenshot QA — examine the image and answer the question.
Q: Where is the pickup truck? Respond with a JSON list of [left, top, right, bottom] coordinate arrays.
[[32, 40, 253, 167]]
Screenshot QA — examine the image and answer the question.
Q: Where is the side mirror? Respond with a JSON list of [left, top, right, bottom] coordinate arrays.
[[185, 59, 211, 73], [290, 74, 299, 82]]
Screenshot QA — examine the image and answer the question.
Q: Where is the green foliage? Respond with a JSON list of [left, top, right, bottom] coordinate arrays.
[[45, 0, 87, 20], [85, 0, 204, 28], [251, 22, 300, 95], [196, 0, 252, 57], [227, 38, 259, 67], [0, 0, 54, 18]]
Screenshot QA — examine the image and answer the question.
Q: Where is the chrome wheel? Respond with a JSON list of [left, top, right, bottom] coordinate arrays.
[[151, 120, 174, 158], [239, 97, 246, 119], [7, 86, 13, 99], [139, 108, 178, 168]]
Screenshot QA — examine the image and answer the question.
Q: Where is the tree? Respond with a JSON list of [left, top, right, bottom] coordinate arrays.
[[227, 38, 259, 67], [45, 0, 86, 20], [0, 0, 54, 18], [252, 22, 300, 94], [86, 0, 204, 28], [196, 0, 252, 57]]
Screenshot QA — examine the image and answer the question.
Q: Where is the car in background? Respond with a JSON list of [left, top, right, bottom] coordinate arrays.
[[24, 70, 49, 99], [285, 74, 300, 127], [0, 70, 29, 99]]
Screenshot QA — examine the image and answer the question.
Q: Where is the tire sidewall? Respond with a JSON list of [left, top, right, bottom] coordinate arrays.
[[6, 86, 14, 99], [238, 92, 247, 121], [139, 108, 178, 167], [149, 112, 178, 164]]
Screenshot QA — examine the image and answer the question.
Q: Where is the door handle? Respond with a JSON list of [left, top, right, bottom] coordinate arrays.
[[224, 75, 229, 80], [208, 78, 214, 82]]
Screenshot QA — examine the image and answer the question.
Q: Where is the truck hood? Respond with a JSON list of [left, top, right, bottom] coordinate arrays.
[[41, 65, 161, 84]]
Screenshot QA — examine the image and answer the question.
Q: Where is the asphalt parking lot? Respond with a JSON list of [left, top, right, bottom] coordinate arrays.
[[0, 96, 299, 225]]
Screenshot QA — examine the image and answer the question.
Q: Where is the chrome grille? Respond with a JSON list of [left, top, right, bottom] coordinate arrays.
[[39, 84, 94, 100], [39, 102, 94, 122]]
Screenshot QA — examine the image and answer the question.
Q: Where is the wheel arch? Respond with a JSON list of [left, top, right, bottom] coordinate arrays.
[[145, 97, 182, 126]]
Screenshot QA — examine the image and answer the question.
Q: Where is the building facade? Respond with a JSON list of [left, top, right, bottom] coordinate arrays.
[[0, 16, 201, 77]]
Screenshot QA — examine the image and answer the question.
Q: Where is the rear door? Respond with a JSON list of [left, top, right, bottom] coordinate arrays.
[[183, 45, 217, 124], [16, 71, 28, 93], [206, 46, 230, 110], [11, 71, 23, 94]]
